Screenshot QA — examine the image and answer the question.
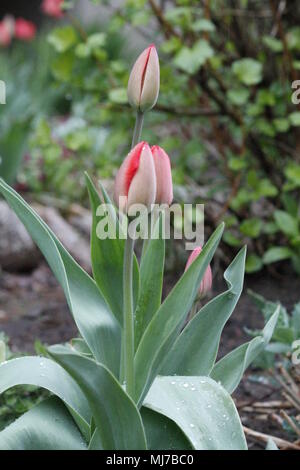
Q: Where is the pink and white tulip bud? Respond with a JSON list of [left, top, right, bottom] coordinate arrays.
[[151, 145, 173, 205], [15, 18, 36, 41], [185, 246, 212, 299], [0, 16, 14, 47], [114, 141, 157, 213], [127, 44, 160, 113]]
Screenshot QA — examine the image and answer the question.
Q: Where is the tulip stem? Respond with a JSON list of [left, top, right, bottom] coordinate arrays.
[[132, 110, 144, 148], [123, 230, 135, 399]]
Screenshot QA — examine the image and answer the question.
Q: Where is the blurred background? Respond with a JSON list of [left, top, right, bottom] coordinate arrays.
[[0, 0, 300, 447]]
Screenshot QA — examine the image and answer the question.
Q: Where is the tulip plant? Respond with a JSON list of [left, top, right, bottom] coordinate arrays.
[[0, 45, 279, 450]]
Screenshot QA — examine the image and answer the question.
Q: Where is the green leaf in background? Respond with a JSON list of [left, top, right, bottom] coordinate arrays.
[[173, 40, 214, 74], [263, 246, 293, 264], [85, 173, 139, 325], [108, 88, 128, 104], [274, 210, 298, 237], [144, 376, 247, 450], [232, 58, 263, 85], [240, 218, 262, 238], [227, 88, 250, 106], [0, 341, 5, 363], [135, 217, 165, 349], [0, 356, 91, 440], [191, 19, 215, 33], [0, 397, 87, 450], [285, 163, 300, 188], [49, 346, 147, 450], [48, 26, 78, 53], [134, 223, 224, 405], [245, 254, 263, 273], [210, 308, 279, 393], [0, 124, 29, 184], [161, 247, 246, 376], [0, 178, 121, 376], [289, 112, 300, 127], [263, 36, 283, 53], [141, 408, 192, 450]]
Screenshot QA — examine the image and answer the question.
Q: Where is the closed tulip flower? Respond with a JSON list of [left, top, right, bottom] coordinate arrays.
[[114, 141, 157, 213], [127, 44, 160, 113], [185, 246, 212, 299], [151, 145, 173, 205], [0, 16, 14, 47], [42, 0, 64, 18], [15, 18, 36, 41]]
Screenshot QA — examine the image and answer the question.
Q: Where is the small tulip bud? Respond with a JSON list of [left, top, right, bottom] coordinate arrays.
[[114, 141, 157, 213], [127, 44, 160, 113], [42, 0, 64, 18], [0, 16, 14, 47], [185, 246, 212, 299], [151, 145, 173, 205]]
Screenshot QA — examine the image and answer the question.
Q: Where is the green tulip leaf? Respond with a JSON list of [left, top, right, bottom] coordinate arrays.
[[0, 397, 87, 450], [161, 247, 246, 376], [49, 346, 147, 450], [135, 216, 165, 349], [210, 308, 279, 393], [144, 376, 247, 450], [141, 407, 192, 450], [85, 173, 139, 325], [134, 223, 224, 405], [0, 356, 91, 441], [0, 178, 121, 377]]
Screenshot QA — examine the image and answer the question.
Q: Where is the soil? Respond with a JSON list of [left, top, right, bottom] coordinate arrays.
[[0, 260, 299, 449]]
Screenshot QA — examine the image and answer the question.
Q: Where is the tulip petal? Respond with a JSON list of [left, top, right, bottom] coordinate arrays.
[[151, 145, 173, 205]]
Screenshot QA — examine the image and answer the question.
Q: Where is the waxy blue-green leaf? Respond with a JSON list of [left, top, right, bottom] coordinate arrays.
[[0, 178, 121, 377], [49, 346, 147, 450], [135, 216, 165, 349], [141, 407, 192, 450], [0, 397, 87, 450], [134, 223, 224, 405], [0, 356, 91, 440], [210, 308, 279, 393], [85, 174, 139, 325], [161, 247, 246, 376], [144, 376, 247, 450]]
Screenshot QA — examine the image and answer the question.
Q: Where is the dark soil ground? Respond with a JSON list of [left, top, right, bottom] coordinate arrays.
[[0, 260, 299, 449]]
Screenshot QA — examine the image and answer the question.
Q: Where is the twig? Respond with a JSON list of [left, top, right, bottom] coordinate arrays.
[[148, 0, 180, 38], [280, 410, 300, 438], [243, 425, 300, 450]]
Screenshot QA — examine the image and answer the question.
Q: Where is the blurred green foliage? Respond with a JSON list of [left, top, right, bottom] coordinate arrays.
[[246, 291, 300, 369], [0, 333, 49, 431], [2, 0, 300, 274]]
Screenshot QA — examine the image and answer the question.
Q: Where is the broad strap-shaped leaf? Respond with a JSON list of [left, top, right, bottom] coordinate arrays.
[[135, 217, 165, 350], [0, 356, 91, 441], [161, 247, 246, 376], [49, 346, 147, 450], [141, 407, 192, 450], [85, 174, 139, 325], [0, 397, 87, 450], [210, 308, 279, 394], [0, 178, 121, 376], [134, 223, 224, 405], [144, 376, 247, 450]]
